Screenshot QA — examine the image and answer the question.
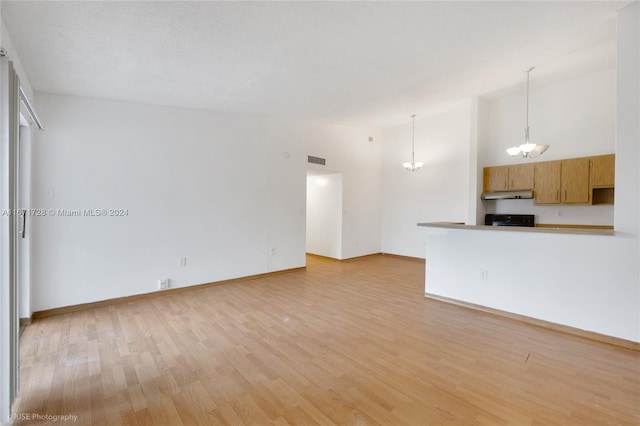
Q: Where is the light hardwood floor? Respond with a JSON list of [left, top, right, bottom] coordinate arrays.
[[13, 254, 640, 425]]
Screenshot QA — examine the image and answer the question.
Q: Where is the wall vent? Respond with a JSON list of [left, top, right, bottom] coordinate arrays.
[[308, 155, 326, 166]]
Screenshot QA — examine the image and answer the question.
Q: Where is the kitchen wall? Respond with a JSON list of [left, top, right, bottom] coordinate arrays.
[[381, 103, 471, 258], [483, 66, 616, 225], [425, 3, 640, 343], [31, 93, 380, 311], [306, 173, 343, 259], [379, 50, 617, 256]]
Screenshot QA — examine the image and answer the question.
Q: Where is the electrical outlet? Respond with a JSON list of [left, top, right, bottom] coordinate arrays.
[[158, 279, 169, 290], [270, 248, 277, 256], [480, 269, 489, 281], [179, 257, 187, 267]]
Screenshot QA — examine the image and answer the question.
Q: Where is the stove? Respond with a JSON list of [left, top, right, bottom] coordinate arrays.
[[484, 214, 535, 227]]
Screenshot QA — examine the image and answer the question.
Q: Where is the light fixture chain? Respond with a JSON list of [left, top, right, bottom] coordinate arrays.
[[411, 114, 416, 163], [506, 66, 548, 159], [525, 66, 534, 138]]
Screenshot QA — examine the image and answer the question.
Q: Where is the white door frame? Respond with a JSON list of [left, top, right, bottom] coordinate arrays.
[[0, 56, 20, 424]]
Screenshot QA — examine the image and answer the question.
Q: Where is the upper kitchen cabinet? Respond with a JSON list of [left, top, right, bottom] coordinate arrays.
[[561, 158, 591, 204], [485, 154, 614, 205], [590, 154, 615, 204], [483, 164, 533, 192], [590, 154, 615, 188], [483, 166, 509, 191], [534, 161, 561, 204], [508, 164, 534, 190]]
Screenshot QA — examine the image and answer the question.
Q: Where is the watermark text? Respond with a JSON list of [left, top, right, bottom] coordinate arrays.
[[1, 208, 129, 217]]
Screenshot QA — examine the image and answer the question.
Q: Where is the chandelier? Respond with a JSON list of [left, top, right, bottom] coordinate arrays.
[[402, 114, 424, 171], [506, 67, 549, 158]]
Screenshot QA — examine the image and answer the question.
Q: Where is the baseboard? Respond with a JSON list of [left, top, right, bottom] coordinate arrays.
[[33, 266, 306, 320], [425, 293, 640, 352], [381, 253, 425, 262], [307, 252, 425, 263], [341, 253, 384, 262], [306, 252, 387, 262], [305, 253, 343, 262], [19, 316, 32, 326]]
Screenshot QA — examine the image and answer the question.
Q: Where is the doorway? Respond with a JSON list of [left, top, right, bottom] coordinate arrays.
[[18, 120, 31, 326], [306, 170, 343, 260], [1, 55, 42, 424]]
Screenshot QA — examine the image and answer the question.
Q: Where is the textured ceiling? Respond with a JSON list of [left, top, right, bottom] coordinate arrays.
[[1, 1, 625, 128]]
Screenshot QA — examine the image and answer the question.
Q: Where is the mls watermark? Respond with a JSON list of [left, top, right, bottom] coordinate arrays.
[[10, 413, 78, 422], [1, 208, 129, 217]]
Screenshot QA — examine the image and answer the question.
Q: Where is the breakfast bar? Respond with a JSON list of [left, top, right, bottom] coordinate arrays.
[[418, 221, 615, 236], [417, 220, 636, 343]]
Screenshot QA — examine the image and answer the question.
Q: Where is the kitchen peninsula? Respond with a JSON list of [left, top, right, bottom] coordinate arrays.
[[418, 221, 614, 236], [418, 218, 636, 347]]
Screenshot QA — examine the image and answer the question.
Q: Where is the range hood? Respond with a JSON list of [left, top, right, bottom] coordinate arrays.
[[481, 190, 534, 200]]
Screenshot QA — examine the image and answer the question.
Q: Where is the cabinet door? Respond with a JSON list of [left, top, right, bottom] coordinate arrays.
[[590, 154, 615, 188], [534, 161, 561, 204], [508, 164, 534, 190], [561, 158, 590, 204], [483, 166, 508, 192]]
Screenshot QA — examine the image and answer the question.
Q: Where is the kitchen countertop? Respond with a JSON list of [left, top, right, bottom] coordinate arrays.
[[417, 222, 615, 236]]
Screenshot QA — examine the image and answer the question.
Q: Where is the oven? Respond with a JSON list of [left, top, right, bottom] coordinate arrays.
[[484, 214, 535, 227]]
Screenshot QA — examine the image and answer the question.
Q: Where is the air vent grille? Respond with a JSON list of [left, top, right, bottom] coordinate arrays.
[[308, 155, 326, 166]]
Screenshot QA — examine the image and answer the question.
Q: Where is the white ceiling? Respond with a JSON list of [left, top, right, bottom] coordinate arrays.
[[1, 1, 627, 128]]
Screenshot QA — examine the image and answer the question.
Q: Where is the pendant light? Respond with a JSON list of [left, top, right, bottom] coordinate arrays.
[[402, 114, 424, 171], [506, 67, 549, 158]]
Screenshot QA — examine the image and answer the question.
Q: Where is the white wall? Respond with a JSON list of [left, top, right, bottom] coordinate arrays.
[[31, 93, 385, 311], [306, 173, 342, 259], [616, 0, 640, 299], [424, 227, 638, 341], [31, 94, 310, 311], [381, 103, 471, 258], [1, 18, 33, 99], [484, 68, 615, 165], [424, 4, 640, 343], [483, 67, 616, 225], [306, 124, 383, 260], [469, 97, 490, 225]]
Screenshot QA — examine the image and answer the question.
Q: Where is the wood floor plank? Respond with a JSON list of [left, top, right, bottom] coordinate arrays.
[[12, 254, 640, 425]]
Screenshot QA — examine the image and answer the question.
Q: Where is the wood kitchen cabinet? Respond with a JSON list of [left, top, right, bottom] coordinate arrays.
[[483, 166, 509, 191], [508, 164, 534, 190], [590, 154, 615, 187], [483, 164, 533, 192], [561, 158, 590, 204], [534, 161, 561, 204], [590, 154, 615, 204], [485, 153, 614, 206]]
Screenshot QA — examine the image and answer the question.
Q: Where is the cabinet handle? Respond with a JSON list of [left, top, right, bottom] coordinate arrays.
[[565, 189, 567, 200]]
